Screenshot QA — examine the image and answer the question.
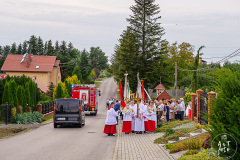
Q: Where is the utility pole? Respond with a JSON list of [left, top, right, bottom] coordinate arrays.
[[175, 62, 178, 99]]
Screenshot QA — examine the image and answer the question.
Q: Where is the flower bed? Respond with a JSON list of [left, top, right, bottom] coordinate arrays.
[[165, 133, 210, 153], [156, 120, 192, 132]]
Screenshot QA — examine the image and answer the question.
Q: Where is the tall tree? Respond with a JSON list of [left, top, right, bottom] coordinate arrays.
[[3, 45, 11, 56], [60, 41, 67, 55], [0, 46, 3, 55], [22, 41, 28, 54], [44, 41, 48, 55], [47, 40, 54, 56], [79, 49, 91, 81], [28, 35, 38, 54], [10, 43, 17, 54], [2, 82, 12, 104], [16, 43, 22, 55], [192, 46, 205, 92], [55, 41, 60, 54], [110, 0, 165, 90], [37, 36, 44, 55]]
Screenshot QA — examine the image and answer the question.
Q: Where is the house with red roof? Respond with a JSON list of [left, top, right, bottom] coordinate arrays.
[[155, 83, 172, 101], [1, 54, 61, 93]]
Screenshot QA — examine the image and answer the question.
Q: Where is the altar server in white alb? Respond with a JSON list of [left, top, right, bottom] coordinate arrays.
[[145, 101, 157, 133], [143, 101, 149, 132], [130, 100, 137, 133], [134, 100, 145, 134], [104, 102, 120, 136], [122, 104, 134, 134]]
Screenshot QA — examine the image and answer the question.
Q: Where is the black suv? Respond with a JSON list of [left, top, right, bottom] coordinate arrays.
[[53, 98, 85, 128]]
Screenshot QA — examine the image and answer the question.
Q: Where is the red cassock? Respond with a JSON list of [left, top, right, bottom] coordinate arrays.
[[144, 121, 148, 131], [104, 125, 117, 134], [122, 121, 132, 133], [187, 109, 192, 119], [148, 120, 156, 132]]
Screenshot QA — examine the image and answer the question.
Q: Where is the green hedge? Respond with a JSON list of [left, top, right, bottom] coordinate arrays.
[[15, 112, 43, 124]]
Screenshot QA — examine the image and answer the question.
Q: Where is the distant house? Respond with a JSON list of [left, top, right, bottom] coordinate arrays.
[[0, 73, 7, 79], [1, 54, 61, 92], [155, 83, 172, 101]]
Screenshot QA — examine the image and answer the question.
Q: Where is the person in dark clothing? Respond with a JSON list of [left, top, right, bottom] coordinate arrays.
[[164, 102, 170, 122], [114, 100, 120, 125]]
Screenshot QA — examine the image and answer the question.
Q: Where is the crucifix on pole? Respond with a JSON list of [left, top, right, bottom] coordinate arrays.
[[131, 93, 143, 118]]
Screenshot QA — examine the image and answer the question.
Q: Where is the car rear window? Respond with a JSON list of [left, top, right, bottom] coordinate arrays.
[[56, 99, 79, 113]]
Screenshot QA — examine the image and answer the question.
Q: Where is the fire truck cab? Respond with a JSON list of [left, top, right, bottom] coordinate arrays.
[[72, 84, 100, 116]]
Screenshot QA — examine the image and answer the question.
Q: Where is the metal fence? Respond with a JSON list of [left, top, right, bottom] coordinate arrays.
[[42, 101, 54, 115], [0, 103, 12, 124], [200, 92, 208, 124]]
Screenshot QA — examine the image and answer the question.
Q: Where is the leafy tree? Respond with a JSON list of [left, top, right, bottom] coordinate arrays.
[[10, 42, 17, 54], [37, 36, 44, 55], [72, 65, 83, 82], [53, 82, 68, 100], [64, 74, 81, 97], [79, 49, 91, 82], [16, 43, 22, 54], [89, 47, 108, 75]]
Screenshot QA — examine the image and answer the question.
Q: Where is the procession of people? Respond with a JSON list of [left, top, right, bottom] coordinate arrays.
[[104, 97, 192, 136]]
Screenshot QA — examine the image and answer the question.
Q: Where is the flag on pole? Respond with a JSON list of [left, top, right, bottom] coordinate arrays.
[[120, 82, 126, 108], [141, 81, 145, 101], [174, 82, 177, 91], [136, 73, 142, 98], [124, 73, 129, 103]]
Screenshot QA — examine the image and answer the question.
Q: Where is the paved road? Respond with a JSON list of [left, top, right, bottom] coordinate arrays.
[[0, 78, 118, 160]]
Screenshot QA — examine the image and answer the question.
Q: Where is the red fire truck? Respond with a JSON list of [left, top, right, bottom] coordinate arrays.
[[72, 84, 101, 116]]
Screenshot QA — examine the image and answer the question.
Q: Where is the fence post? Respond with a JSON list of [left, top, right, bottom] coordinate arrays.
[[26, 104, 29, 112], [191, 93, 197, 121], [196, 89, 204, 124], [5, 103, 8, 125], [207, 91, 216, 125]]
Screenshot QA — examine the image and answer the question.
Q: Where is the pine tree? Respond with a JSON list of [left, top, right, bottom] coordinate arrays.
[[37, 36, 44, 55], [28, 35, 38, 54], [111, 0, 165, 90], [22, 41, 28, 54], [44, 41, 48, 55], [53, 82, 68, 100], [9, 80, 18, 108], [16, 43, 22, 54], [17, 85, 24, 107], [2, 82, 11, 104], [3, 45, 11, 56], [10, 43, 17, 54], [25, 82, 30, 111], [60, 41, 67, 55], [47, 40, 54, 56], [46, 82, 55, 100], [55, 41, 59, 54], [0, 46, 3, 55]]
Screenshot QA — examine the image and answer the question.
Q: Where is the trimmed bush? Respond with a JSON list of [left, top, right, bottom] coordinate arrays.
[[183, 149, 198, 156], [164, 129, 175, 138], [15, 111, 43, 124]]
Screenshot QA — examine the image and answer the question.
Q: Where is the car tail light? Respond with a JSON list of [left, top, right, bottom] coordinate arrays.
[[54, 104, 56, 113], [79, 105, 81, 114]]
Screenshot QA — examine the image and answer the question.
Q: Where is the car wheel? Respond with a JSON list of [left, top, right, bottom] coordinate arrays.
[[78, 118, 82, 128], [54, 123, 57, 128], [94, 110, 97, 116]]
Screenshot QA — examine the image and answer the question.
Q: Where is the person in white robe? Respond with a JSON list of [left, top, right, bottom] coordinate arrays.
[[145, 101, 157, 133], [104, 102, 120, 136], [130, 100, 137, 133], [134, 100, 145, 134], [122, 104, 134, 134]]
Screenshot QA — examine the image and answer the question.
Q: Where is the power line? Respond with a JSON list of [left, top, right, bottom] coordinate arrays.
[[178, 48, 240, 72]]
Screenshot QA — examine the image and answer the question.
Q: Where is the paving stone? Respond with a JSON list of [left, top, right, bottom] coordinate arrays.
[[112, 121, 173, 160]]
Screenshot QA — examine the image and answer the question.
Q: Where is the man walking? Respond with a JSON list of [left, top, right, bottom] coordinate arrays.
[[114, 100, 120, 125]]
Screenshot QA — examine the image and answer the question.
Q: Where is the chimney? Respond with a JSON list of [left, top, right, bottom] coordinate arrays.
[[26, 54, 32, 68]]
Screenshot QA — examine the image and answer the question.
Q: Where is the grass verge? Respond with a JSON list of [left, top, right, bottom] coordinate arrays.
[[0, 127, 30, 139], [41, 115, 53, 124]]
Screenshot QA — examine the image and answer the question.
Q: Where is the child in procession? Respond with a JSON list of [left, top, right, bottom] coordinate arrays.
[[122, 104, 134, 134], [104, 102, 120, 136], [145, 101, 157, 133]]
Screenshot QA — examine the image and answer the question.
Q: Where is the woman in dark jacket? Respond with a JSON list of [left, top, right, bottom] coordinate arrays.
[[164, 102, 170, 122]]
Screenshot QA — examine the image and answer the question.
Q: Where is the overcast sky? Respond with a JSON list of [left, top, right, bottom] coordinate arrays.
[[0, 0, 240, 64]]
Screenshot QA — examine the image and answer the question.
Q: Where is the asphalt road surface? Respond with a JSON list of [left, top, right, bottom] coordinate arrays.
[[0, 77, 118, 160]]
